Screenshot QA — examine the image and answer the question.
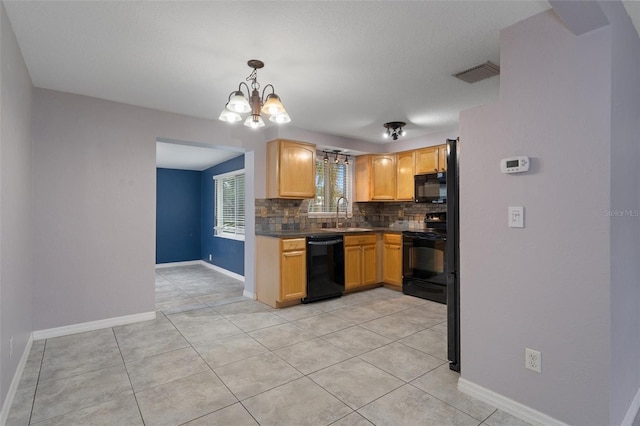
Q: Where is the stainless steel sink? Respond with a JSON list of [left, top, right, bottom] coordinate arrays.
[[320, 227, 373, 233]]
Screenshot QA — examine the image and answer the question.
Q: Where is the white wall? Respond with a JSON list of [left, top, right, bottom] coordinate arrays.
[[0, 0, 33, 410], [30, 88, 391, 329], [31, 90, 258, 329], [603, 2, 640, 424], [459, 9, 614, 425]]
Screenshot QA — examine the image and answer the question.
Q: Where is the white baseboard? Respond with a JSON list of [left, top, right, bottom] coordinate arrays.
[[622, 386, 640, 426], [32, 311, 156, 341], [156, 260, 246, 284], [200, 261, 245, 282], [458, 378, 568, 426], [155, 260, 200, 268], [0, 334, 33, 426], [243, 289, 256, 300]]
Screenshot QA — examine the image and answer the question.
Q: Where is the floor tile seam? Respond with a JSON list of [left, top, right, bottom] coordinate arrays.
[[236, 400, 268, 426], [393, 334, 449, 359], [113, 322, 181, 340], [327, 410, 359, 426], [131, 367, 226, 400], [248, 318, 316, 339], [36, 358, 127, 385], [111, 327, 147, 426], [216, 309, 277, 322], [237, 374, 354, 416], [478, 408, 500, 425], [352, 382, 424, 420], [411, 381, 498, 424], [31, 383, 135, 425], [312, 370, 405, 413], [165, 310, 225, 328], [175, 401, 249, 426], [37, 331, 125, 382], [190, 334, 270, 373], [166, 318, 234, 335], [210, 299, 259, 313], [354, 344, 446, 384], [167, 325, 248, 404], [405, 381, 491, 423], [269, 338, 358, 377], [154, 292, 196, 302], [24, 340, 46, 426], [122, 345, 208, 367], [393, 321, 444, 342], [338, 322, 400, 344], [248, 331, 317, 353]]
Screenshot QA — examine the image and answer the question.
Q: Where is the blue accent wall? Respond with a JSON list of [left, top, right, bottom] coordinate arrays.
[[201, 155, 245, 276], [156, 168, 202, 264]]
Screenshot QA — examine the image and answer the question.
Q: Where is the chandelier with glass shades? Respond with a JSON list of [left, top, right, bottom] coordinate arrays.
[[218, 59, 291, 129]]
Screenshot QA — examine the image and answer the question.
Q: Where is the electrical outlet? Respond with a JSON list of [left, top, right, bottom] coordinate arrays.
[[284, 209, 289, 217], [208, 254, 212, 261], [260, 207, 267, 218], [525, 348, 541, 373], [398, 209, 405, 218], [9, 336, 13, 359]]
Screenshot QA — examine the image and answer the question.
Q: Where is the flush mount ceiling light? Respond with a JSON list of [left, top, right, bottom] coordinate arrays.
[[383, 122, 406, 140], [218, 59, 291, 129]]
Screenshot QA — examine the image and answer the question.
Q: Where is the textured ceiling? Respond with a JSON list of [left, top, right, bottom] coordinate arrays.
[[4, 0, 551, 147], [156, 142, 242, 171]]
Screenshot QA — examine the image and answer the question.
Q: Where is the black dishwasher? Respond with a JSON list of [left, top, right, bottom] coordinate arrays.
[[302, 235, 345, 303]]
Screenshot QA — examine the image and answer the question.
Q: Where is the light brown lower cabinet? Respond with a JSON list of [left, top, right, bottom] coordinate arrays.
[[382, 233, 403, 287], [256, 236, 307, 308], [344, 234, 378, 291]]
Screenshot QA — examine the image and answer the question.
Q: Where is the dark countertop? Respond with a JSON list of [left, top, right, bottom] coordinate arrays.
[[255, 227, 408, 238]]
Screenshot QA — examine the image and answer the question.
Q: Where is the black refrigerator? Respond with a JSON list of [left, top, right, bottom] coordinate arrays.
[[446, 138, 461, 372]]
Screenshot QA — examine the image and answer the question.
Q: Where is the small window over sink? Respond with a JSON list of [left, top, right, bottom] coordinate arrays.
[[308, 152, 353, 217]]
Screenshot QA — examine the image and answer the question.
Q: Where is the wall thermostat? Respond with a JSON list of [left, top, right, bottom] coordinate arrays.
[[500, 156, 530, 174]]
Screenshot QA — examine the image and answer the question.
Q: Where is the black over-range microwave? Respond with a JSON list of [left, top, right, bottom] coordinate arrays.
[[414, 172, 446, 203]]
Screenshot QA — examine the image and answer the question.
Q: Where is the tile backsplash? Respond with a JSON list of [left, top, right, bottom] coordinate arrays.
[[255, 198, 446, 233]]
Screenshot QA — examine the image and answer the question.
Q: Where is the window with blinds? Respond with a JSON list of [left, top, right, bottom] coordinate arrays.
[[308, 156, 353, 216], [214, 170, 245, 240]]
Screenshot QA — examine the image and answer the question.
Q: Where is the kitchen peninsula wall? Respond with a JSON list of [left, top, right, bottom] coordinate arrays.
[[255, 198, 446, 233]]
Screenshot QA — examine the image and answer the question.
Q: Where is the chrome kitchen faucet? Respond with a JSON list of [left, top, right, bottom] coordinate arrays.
[[336, 197, 347, 228]]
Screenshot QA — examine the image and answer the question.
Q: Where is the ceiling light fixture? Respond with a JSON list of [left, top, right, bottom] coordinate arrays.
[[321, 150, 350, 166], [218, 59, 291, 129], [383, 121, 406, 140]]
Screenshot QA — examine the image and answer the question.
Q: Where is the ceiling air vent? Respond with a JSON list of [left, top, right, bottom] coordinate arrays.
[[452, 61, 500, 83]]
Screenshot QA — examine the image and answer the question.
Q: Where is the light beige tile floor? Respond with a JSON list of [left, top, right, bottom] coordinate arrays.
[[6, 264, 529, 426]]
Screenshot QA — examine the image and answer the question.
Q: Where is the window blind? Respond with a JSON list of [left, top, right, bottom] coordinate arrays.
[[214, 170, 245, 239], [308, 157, 352, 214]]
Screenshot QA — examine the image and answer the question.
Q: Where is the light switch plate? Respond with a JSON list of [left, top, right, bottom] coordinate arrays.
[[509, 206, 524, 228]]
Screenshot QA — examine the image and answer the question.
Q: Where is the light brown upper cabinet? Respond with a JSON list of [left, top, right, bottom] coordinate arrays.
[[438, 144, 448, 172], [266, 139, 316, 199], [355, 154, 396, 201], [396, 150, 415, 201], [415, 145, 447, 174]]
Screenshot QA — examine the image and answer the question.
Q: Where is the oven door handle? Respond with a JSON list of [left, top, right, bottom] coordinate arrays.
[[414, 236, 446, 241], [307, 239, 343, 246]]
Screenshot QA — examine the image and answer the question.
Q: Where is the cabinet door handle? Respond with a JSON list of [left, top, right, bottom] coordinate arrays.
[[283, 251, 304, 257]]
